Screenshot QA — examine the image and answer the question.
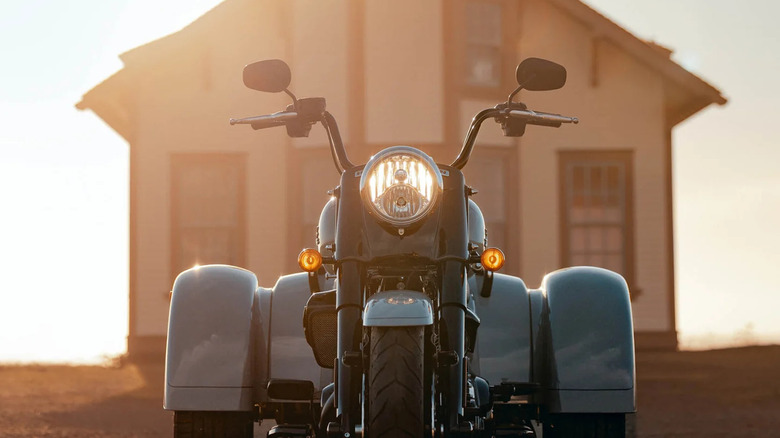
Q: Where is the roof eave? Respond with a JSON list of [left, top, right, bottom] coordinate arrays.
[[548, 0, 727, 125], [667, 97, 721, 127], [75, 69, 133, 142]]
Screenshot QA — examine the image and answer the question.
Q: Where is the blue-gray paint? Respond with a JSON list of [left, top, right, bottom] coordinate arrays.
[[539, 266, 636, 413], [164, 264, 635, 414], [164, 265, 257, 411], [165, 386, 254, 412], [555, 389, 636, 413], [363, 290, 433, 326], [267, 273, 332, 395], [468, 199, 486, 253], [471, 273, 532, 385]]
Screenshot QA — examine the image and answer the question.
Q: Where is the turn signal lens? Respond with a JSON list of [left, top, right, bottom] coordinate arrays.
[[481, 248, 505, 271], [298, 248, 323, 272]]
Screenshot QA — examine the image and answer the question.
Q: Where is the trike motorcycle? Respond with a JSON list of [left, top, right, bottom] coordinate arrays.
[[164, 57, 635, 437]]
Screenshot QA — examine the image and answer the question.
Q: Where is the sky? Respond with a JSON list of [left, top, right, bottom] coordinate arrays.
[[583, 0, 780, 346], [0, 0, 778, 362], [0, 0, 224, 363]]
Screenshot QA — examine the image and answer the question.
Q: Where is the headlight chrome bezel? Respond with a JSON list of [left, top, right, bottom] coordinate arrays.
[[359, 146, 444, 228]]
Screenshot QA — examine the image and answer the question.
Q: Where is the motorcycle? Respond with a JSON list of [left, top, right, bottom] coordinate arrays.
[[164, 57, 636, 437]]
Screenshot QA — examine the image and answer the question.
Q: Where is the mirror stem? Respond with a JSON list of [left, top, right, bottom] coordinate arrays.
[[284, 89, 299, 109], [506, 86, 522, 106], [506, 73, 534, 106]]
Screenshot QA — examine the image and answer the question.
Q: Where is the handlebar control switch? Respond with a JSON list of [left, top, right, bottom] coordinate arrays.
[[495, 102, 528, 137], [284, 119, 313, 138], [284, 97, 327, 137]]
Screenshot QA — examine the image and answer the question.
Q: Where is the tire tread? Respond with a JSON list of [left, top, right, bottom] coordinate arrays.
[[368, 326, 425, 438]]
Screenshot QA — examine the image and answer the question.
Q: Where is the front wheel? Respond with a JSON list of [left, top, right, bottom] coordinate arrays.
[[173, 411, 254, 438], [543, 413, 626, 438], [367, 326, 425, 437]]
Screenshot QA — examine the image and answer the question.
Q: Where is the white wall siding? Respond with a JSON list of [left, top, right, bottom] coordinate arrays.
[[518, 1, 671, 331], [365, 0, 444, 144]]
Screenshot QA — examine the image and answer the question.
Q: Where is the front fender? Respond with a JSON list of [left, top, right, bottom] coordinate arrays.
[[363, 290, 433, 326]]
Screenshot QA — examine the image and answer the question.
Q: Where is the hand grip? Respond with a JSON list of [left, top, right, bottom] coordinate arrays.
[[229, 111, 299, 129], [508, 109, 578, 125]]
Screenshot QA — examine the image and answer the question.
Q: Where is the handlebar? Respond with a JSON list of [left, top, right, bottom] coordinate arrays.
[[229, 111, 298, 130], [233, 103, 576, 173], [509, 109, 578, 126], [451, 106, 578, 169], [230, 109, 355, 173]]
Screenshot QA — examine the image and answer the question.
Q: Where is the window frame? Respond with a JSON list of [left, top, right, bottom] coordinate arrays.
[[558, 150, 635, 290], [456, 0, 520, 99], [170, 153, 247, 281], [463, 146, 518, 275], [287, 146, 342, 272]]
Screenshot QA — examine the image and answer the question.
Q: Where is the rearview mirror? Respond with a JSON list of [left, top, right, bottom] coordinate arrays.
[[515, 58, 567, 91], [243, 59, 291, 93]]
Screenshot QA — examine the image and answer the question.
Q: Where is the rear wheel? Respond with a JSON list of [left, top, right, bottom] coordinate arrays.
[[173, 411, 254, 438], [543, 413, 626, 438], [367, 326, 425, 437]]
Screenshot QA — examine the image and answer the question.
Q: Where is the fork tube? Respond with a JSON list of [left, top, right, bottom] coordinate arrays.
[[336, 261, 362, 435], [440, 260, 467, 432]]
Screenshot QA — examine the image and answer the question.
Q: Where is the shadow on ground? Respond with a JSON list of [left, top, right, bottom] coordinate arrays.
[[42, 362, 171, 437], [2, 346, 780, 437]]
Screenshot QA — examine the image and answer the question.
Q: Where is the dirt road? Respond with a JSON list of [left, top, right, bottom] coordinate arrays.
[[1, 346, 778, 437]]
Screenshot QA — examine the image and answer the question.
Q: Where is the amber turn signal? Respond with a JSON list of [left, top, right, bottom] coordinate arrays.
[[481, 247, 505, 271], [298, 248, 323, 272]]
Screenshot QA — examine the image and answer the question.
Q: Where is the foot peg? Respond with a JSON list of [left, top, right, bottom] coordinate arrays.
[[266, 379, 314, 401], [491, 381, 540, 402]]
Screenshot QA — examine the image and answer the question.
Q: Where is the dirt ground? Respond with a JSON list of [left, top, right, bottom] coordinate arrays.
[[1, 346, 779, 437]]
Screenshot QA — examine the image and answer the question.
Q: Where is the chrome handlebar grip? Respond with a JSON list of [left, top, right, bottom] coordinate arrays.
[[229, 110, 353, 174], [508, 109, 578, 124], [229, 111, 299, 126]]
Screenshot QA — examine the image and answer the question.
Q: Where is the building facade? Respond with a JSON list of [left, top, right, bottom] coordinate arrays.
[[77, 0, 725, 360]]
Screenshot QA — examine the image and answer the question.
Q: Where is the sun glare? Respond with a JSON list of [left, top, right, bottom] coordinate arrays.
[[3, 0, 780, 365], [0, 0, 223, 364]]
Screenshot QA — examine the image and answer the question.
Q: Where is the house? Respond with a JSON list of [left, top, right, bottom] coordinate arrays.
[[77, 0, 725, 360]]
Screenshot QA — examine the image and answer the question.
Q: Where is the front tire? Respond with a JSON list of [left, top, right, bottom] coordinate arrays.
[[173, 411, 253, 438], [543, 413, 626, 438], [367, 326, 425, 437]]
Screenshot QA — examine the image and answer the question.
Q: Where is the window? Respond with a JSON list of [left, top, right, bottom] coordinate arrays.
[[171, 154, 246, 277], [560, 151, 634, 285], [465, 1, 503, 87]]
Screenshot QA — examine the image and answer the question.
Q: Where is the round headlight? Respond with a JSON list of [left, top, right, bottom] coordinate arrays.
[[359, 146, 443, 228]]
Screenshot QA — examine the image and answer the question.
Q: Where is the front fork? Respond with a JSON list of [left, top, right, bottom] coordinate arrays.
[[335, 262, 362, 436], [439, 260, 467, 435], [334, 260, 468, 436]]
